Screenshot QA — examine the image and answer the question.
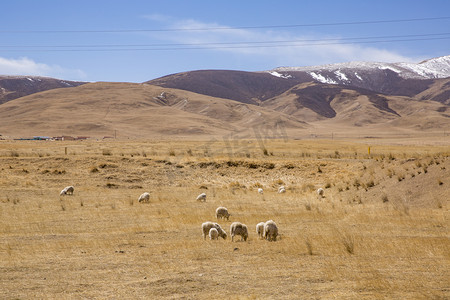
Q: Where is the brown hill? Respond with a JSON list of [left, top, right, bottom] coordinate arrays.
[[146, 70, 311, 105], [0, 76, 86, 104], [260, 81, 449, 135], [145, 69, 448, 105], [0, 82, 307, 139], [0, 79, 449, 140], [413, 78, 450, 105]]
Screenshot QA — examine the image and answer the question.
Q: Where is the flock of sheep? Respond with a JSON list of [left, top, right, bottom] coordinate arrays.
[[199, 186, 325, 242], [60, 185, 325, 243], [201, 206, 280, 242]]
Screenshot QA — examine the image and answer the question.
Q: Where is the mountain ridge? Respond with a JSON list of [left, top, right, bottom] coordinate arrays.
[[146, 55, 450, 104], [0, 75, 86, 104], [0, 55, 449, 139], [271, 55, 450, 80]]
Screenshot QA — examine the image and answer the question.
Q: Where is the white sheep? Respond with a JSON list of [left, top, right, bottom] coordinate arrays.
[[138, 192, 150, 203], [202, 222, 227, 240], [196, 193, 207, 202], [258, 188, 264, 194], [60, 186, 74, 196], [215, 206, 231, 220], [278, 186, 286, 193], [263, 220, 279, 242], [317, 188, 324, 198], [209, 228, 219, 240], [230, 222, 249, 242], [256, 222, 265, 239]]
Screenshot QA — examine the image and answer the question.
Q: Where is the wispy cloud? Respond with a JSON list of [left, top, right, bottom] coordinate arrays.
[[0, 57, 86, 80], [144, 16, 421, 68], [142, 13, 174, 23]]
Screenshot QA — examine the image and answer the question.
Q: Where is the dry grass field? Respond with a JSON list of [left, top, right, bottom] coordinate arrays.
[[0, 138, 449, 299]]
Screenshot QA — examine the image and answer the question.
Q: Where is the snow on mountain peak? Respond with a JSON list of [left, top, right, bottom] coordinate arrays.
[[270, 55, 450, 82], [268, 71, 292, 79]]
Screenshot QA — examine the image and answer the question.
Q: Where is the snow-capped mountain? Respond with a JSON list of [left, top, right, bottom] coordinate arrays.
[[270, 55, 450, 83], [268, 55, 450, 79], [266, 55, 450, 94]]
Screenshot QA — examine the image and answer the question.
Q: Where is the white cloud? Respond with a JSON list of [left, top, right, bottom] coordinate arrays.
[[0, 57, 86, 80], [142, 13, 173, 23], [144, 17, 422, 68]]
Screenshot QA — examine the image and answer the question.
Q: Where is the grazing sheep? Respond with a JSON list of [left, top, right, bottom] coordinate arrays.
[[215, 206, 231, 220], [196, 193, 207, 202], [317, 188, 324, 198], [138, 192, 150, 203], [258, 188, 264, 194], [256, 222, 265, 239], [278, 186, 286, 193], [230, 222, 249, 242], [60, 186, 74, 196], [264, 220, 279, 241], [202, 222, 227, 240], [209, 228, 219, 240]]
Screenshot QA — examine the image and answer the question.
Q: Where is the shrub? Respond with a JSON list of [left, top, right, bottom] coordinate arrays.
[[341, 232, 355, 254], [253, 182, 263, 188], [366, 180, 375, 188], [229, 181, 246, 189], [305, 238, 313, 255], [106, 183, 119, 189], [273, 179, 285, 186], [262, 162, 275, 169], [304, 201, 312, 211]]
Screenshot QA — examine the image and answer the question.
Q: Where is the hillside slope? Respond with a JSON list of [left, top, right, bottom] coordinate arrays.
[[0, 76, 86, 104], [147, 56, 450, 103], [0, 56, 448, 139], [0, 82, 306, 138]]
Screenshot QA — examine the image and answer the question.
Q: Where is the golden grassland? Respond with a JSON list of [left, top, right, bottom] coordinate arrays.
[[0, 138, 449, 299]]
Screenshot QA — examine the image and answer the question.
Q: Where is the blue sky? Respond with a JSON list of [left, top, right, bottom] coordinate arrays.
[[1, 0, 449, 82]]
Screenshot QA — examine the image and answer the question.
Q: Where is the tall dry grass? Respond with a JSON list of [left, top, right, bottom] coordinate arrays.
[[0, 139, 448, 299]]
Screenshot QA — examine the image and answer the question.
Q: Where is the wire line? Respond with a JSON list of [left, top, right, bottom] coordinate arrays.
[[1, 36, 449, 52], [1, 17, 449, 33], [1, 32, 449, 48]]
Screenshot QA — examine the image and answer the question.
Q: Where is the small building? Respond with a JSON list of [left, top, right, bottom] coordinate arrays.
[[33, 136, 51, 140], [52, 136, 76, 141]]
